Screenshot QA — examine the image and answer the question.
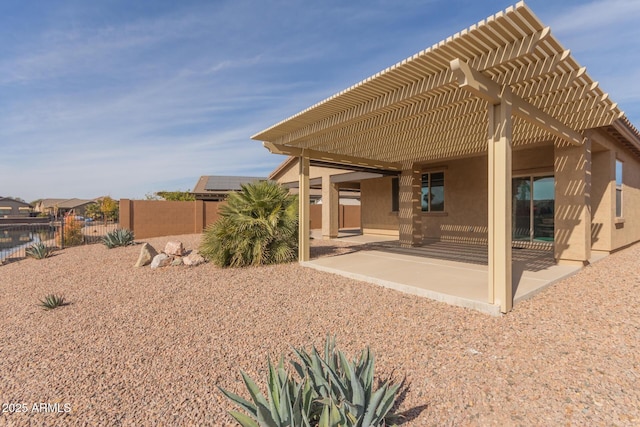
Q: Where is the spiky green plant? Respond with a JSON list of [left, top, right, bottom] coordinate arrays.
[[219, 357, 317, 427], [219, 338, 403, 427], [39, 294, 66, 310], [200, 180, 298, 267], [102, 228, 135, 249], [293, 337, 403, 427], [25, 242, 52, 260]]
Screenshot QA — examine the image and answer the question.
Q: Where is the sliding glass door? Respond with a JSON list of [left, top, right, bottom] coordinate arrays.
[[512, 176, 554, 242]]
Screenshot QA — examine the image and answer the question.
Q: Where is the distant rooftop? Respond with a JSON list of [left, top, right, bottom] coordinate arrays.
[[192, 175, 268, 200]]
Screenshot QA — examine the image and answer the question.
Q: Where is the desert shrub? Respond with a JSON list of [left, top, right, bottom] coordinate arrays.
[[57, 216, 83, 247], [103, 229, 135, 249], [25, 242, 52, 259], [39, 294, 66, 310], [219, 337, 403, 427], [200, 180, 298, 267]]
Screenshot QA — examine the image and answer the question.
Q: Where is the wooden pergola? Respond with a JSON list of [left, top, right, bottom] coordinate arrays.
[[252, 1, 623, 312]]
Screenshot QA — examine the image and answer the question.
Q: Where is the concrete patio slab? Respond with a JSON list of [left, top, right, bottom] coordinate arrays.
[[307, 232, 595, 315]]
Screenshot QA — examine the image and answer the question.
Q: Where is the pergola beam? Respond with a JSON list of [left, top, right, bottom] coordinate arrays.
[[263, 142, 402, 172], [450, 59, 584, 146], [260, 27, 552, 146]]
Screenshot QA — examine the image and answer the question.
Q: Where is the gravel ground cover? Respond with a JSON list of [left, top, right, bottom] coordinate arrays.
[[1, 234, 639, 426]]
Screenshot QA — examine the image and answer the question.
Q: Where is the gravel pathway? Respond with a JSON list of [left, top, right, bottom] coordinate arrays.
[[1, 234, 639, 426]]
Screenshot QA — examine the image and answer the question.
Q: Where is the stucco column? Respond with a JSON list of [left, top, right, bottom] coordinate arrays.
[[554, 137, 592, 265], [398, 165, 422, 247], [487, 95, 513, 314], [298, 156, 310, 262], [321, 175, 339, 239]]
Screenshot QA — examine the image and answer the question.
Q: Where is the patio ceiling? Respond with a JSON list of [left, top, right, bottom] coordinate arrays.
[[253, 1, 623, 167]]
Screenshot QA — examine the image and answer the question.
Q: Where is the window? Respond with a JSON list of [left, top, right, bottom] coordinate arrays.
[[616, 159, 623, 218], [421, 172, 444, 212], [391, 177, 399, 212]]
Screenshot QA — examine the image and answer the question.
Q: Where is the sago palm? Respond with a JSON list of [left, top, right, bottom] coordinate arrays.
[[200, 180, 298, 267]]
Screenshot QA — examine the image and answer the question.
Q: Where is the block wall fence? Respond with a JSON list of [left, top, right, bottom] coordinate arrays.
[[119, 200, 361, 239]]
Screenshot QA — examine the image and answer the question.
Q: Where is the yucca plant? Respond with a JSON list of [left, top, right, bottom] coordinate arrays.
[[219, 338, 403, 427], [102, 228, 135, 249], [25, 242, 52, 260], [39, 294, 66, 310], [200, 180, 298, 267]]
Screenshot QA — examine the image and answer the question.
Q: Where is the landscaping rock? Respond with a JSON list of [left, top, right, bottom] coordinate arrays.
[[134, 243, 158, 268], [170, 257, 183, 267], [164, 241, 185, 256], [183, 252, 206, 266], [150, 253, 171, 269]]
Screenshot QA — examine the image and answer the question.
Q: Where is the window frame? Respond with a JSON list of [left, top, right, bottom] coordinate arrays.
[[391, 177, 399, 212], [421, 171, 445, 213], [615, 158, 623, 218]]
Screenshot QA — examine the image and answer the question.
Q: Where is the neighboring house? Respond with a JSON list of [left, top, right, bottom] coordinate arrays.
[[252, 2, 640, 313], [0, 197, 33, 217], [191, 176, 267, 201], [34, 198, 97, 218]]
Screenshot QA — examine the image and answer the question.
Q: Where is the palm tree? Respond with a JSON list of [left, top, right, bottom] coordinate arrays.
[[200, 180, 298, 267]]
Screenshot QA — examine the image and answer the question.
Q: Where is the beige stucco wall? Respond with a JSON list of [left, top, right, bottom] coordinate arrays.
[[590, 147, 614, 252], [421, 146, 554, 244], [360, 146, 556, 242], [421, 157, 488, 243], [590, 130, 640, 252], [360, 177, 398, 235]]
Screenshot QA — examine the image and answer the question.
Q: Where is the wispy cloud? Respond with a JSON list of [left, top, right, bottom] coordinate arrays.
[[2, 0, 640, 201]]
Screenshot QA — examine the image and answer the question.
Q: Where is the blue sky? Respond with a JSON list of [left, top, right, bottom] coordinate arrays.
[[1, 0, 639, 203]]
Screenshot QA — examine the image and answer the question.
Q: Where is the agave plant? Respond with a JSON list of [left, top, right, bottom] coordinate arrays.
[[293, 337, 403, 427], [102, 228, 135, 249], [25, 242, 52, 260], [39, 294, 66, 310], [219, 337, 403, 427], [219, 358, 317, 427]]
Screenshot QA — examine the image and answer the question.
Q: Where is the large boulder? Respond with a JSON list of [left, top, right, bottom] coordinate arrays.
[[164, 241, 185, 257], [183, 251, 206, 267], [134, 243, 158, 268], [150, 253, 171, 269]]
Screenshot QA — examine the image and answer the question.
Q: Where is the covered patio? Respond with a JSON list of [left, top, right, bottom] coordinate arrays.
[[254, 2, 625, 313], [307, 230, 605, 315]]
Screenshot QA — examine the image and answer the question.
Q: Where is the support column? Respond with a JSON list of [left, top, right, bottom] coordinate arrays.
[[488, 93, 513, 313], [321, 175, 339, 239], [554, 138, 592, 265], [398, 165, 422, 248], [298, 156, 310, 262]]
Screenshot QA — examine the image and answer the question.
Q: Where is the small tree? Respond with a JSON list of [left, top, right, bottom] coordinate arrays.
[[100, 197, 119, 223], [155, 190, 195, 201], [200, 181, 298, 267], [84, 202, 102, 221]]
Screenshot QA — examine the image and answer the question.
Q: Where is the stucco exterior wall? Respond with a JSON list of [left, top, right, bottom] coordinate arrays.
[[590, 148, 614, 252], [360, 147, 556, 241], [615, 148, 640, 250], [589, 131, 640, 251], [360, 177, 398, 235], [421, 157, 488, 243]]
